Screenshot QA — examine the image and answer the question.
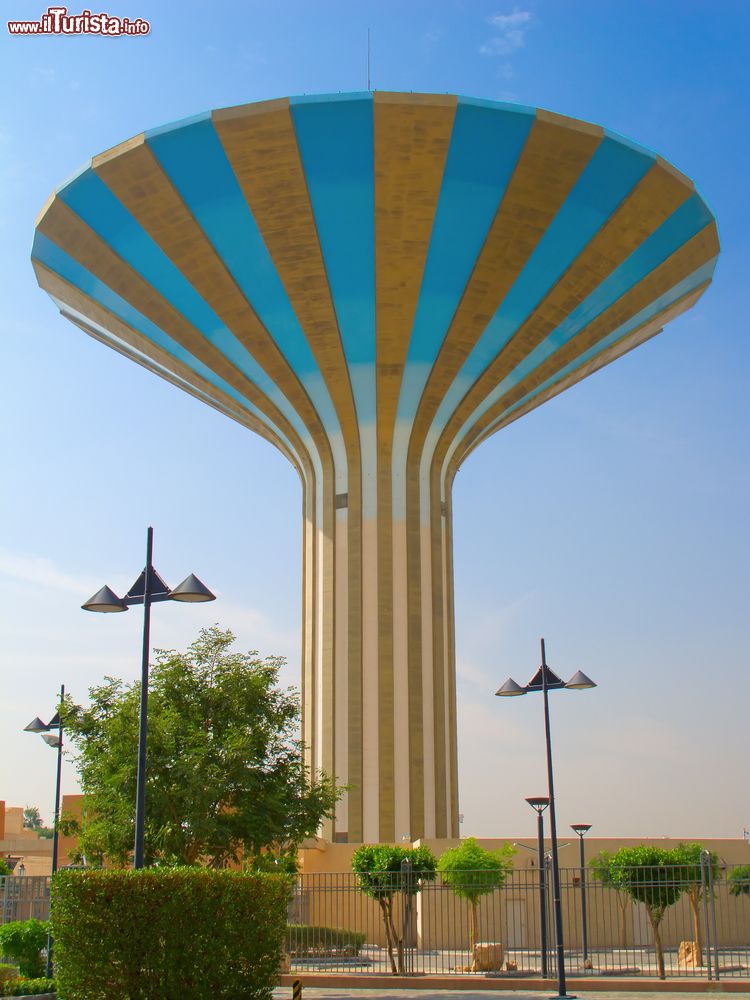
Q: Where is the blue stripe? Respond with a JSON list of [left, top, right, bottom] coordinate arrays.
[[395, 98, 534, 420], [145, 117, 341, 441], [427, 134, 656, 435], [31, 231, 299, 452], [464, 259, 716, 448], [291, 93, 376, 422], [450, 199, 714, 439]]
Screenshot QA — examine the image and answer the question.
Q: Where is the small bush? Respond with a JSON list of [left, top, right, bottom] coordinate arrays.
[[286, 924, 366, 956], [2, 977, 56, 996], [52, 867, 289, 1000], [0, 921, 49, 978], [729, 864, 750, 897], [0, 964, 20, 988]]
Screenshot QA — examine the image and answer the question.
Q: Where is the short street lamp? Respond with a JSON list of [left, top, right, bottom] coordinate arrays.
[[526, 796, 550, 978], [82, 526, 215, 869], [496, 638, 596, 1000], [24, 687, 64, 977], [571, 824, 592, 965]]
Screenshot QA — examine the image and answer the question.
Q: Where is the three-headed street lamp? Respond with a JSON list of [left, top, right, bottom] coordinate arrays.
[[571, 823, 592, 965], [82, 526, 215, 869], [24, 686, 64, 978], [526, 796, 550, 978], [496, 638, 596, 1000]]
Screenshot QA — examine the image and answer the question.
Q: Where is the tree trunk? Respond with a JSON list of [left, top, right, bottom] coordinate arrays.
[[386, 896, 405, 976], [619, 894, 629, 949], [647, 907, 666, 980], [469, 899, 479, 970], [378, 898, 398, 975], [688, 888, 704, 965]]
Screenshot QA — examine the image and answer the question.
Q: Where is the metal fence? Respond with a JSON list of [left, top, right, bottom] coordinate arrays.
[[287, 864, 750, 981], [0, 876, 51, 924], [3, 865, 748, 982]]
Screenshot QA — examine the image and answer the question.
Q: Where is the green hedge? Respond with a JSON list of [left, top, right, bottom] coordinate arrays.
[[286, 924, 366, 956], [51, 868, 289, 1000], [1, 976, 56, 996]]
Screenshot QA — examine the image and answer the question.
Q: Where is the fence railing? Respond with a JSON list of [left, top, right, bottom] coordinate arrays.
[[3, 864, 749, 981], [287, 864, 750, 980], [0, 876, 51, 925]]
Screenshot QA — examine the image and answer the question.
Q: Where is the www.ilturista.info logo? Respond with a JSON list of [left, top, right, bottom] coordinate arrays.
[[8, 6, 150, 35]]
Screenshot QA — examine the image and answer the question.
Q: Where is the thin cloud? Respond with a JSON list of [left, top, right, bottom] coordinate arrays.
[[480, 8, 535, 57], [0, 549, 94, 595]]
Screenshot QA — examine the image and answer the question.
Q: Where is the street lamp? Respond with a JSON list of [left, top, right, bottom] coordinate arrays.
[[526, 796, 550, 978], [82, 526, 215, 869], [24, 687, 64, 977], [571, 824, 592, 966], [496, 638, 596, 1000]]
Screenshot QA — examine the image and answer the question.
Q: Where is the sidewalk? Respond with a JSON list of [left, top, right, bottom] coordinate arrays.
[[274, 988, 750, 1000]]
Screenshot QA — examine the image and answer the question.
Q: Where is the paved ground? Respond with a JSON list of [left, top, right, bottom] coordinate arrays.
[[274, 990, 750, 999]]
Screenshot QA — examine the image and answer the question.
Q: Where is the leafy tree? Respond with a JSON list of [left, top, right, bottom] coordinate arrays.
[[61, 626, 340, 867], [729, 864, 750, 898], [23, 807, 43, 831], [437, 837, 515, 965], [589, 850, 631, 948], [0, 859, 11, 877], [590, 845, 685, 979], [671, 842, 719, 966], [351, 844, 437, 975], [0, 920, 50, 977]]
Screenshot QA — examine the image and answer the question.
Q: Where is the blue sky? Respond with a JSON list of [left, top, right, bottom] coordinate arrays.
[[1, 0, 748, 841]]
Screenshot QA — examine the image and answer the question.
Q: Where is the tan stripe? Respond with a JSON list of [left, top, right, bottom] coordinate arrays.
[[419, 520, 436, 838], [91, 136, 336, 491], [435, 159, 695, 464], [33, 261, 303, 472], [374, 92, 456, 841], [457, 281, 711, 472], [406, 111, 602, 479], [447, 223, 718, 469], [214, 100, 364, 839], [429, 480, 447, 838], [35, 197, 314, 480], [442, 493, 459, 838]]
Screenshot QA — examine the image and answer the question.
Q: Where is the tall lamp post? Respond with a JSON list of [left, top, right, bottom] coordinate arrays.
[[82, 526, 215, 869], [571, 824, 592, 966], [24, 686, 65, 978], [496, 638, 596, 1000], [526, 796, 550, 978]]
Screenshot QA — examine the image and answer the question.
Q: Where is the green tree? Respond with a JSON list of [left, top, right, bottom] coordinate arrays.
[[728, 864, 750, 897], [0, 919, 49, 977], [0, 859, 11, 877], [671, 842, 720, 966], [22, 807, 44, 831], [589, 850, 631, 948], [351, 844, 437, 975], [437, 837, 515, 966], [61, 626, 340, 867], [590, 845, 686, 979]]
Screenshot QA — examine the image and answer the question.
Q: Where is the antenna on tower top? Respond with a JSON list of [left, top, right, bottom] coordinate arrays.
[[367, 28, 371, 91]]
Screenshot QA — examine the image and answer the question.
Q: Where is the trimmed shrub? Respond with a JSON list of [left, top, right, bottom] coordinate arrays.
[[286, 924, 366, 956], [52, 867, 289, 1000], [0, 921, 49, 979], [2, 977, 56, 996]]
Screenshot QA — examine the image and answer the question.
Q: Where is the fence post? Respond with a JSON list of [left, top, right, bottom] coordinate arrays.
[[401, 858, 413, 975], [706, 852, 720, 981], [700, 851, 713, 980]]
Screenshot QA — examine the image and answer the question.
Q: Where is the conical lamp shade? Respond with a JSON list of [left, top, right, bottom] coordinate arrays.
[[24, 717, 48, 733], [169, 573, 216, 603], [495, 678, 526, 697], [566, 670, 597, 689], [81, 585, 129, 613]]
